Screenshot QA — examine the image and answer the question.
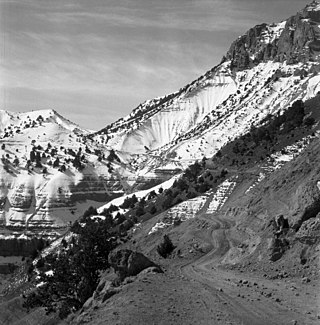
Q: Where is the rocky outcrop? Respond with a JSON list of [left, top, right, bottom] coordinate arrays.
[[108, 249, 161, 281], [269, 237, 290, 262], [224, 23, 274, 70], [225, 2, 320, 70], [296, 215, 320, 244]]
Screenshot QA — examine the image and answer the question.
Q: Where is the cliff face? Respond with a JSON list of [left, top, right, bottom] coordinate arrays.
[[225, 2, 320, 69], [0, 168, 131, 229], [0, 237, 45, 257]]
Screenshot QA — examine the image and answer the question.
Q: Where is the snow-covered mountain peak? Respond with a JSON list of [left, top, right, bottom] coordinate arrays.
[[0, 109, 91, 140], [305, 1, 320, 12], [0, 108, 141, 230]]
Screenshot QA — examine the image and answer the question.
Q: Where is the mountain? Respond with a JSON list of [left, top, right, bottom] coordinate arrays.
[[0, 109, 138, 234], [1, 2, 320, 324], [93, 1, 320, 173], [2, 2, 320, 234]]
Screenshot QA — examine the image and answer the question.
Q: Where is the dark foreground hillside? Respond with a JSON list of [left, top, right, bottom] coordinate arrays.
[[69, 134, 320, 325]]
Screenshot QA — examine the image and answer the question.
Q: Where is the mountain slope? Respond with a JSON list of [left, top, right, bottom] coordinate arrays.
[[71, 92, 320, 325], [0, 109, 137, 233], [93, 2, 320, 173]]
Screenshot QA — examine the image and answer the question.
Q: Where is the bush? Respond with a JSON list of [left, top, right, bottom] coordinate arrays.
[[120, 195, 138, 209], [157, 235, 175, 258], [23, 216, 117, 318], [304, 116, 315, 127]]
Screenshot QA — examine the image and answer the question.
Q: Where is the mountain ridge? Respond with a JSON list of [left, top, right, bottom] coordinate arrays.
[[91, 1, 320, 170]]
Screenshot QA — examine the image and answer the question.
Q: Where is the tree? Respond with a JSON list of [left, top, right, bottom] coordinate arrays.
[[157, 235, 175, 258], [107, 149, 120, 163], [120, 195, 138, 209], [30, 150, 36, 162], [35, 152, 42, 168], [58, 164, 66, 172], [304, 116, 315, 127], [184, 161, 202, 181], [23, 216, 117, 319], [53, 158, 60, 168], [13, 157, 19, 167], [147, 190, 157, 200], [73, 155, 83, 170]]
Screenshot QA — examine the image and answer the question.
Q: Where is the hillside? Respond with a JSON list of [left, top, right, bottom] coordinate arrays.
[[92, 1, 320, 173], [0, 109, 138, 234], [68, 95, 320, 325], [0, 2, 320, 325], [9, 87, 320, 325]]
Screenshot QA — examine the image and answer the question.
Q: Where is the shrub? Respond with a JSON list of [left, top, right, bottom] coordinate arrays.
[[157, 235, 175, 258], [304, 117, 315, 127], [23, 216, 117, 318]]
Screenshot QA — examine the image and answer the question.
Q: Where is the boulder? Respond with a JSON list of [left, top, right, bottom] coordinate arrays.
[[109, 249, 161, 280], [269, 237, 289, 262]]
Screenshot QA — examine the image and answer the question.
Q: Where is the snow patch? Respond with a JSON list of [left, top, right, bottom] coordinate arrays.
[[304, 75, 320, 100], [206, 178, 237, 214], [148, 194, 207, 235], [97, 174, 180, 214]]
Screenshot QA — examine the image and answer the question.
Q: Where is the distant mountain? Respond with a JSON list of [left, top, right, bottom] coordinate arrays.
[[0, 109, 89, 135], [0, 109, 137, 233]]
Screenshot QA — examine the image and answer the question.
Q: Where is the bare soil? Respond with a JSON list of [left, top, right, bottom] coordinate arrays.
[[75, 210, 320, 325]]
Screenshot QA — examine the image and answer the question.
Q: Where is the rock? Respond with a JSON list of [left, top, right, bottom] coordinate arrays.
[[102, 287, 119, 303], [82, 296, 94, 311], [109, 249, 161, 280], [296, 217, 320, 245], [225, 4, 320, 71], [302, 277, 311, 283], [269, 237, 289, 262], [139, 266, 164, 276]]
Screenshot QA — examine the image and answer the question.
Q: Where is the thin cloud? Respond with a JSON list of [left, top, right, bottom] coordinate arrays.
[[34, 1, 258, 33], [0, 0, 307, 129]]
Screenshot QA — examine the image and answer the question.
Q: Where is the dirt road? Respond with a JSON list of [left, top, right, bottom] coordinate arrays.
[[178, 212, 319, 325]]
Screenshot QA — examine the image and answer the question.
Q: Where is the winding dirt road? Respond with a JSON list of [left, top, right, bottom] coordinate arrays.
[[178, 212, 318, 325]]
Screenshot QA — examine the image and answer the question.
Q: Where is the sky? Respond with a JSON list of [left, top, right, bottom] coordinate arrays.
[[0, 0, 309, 130]]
